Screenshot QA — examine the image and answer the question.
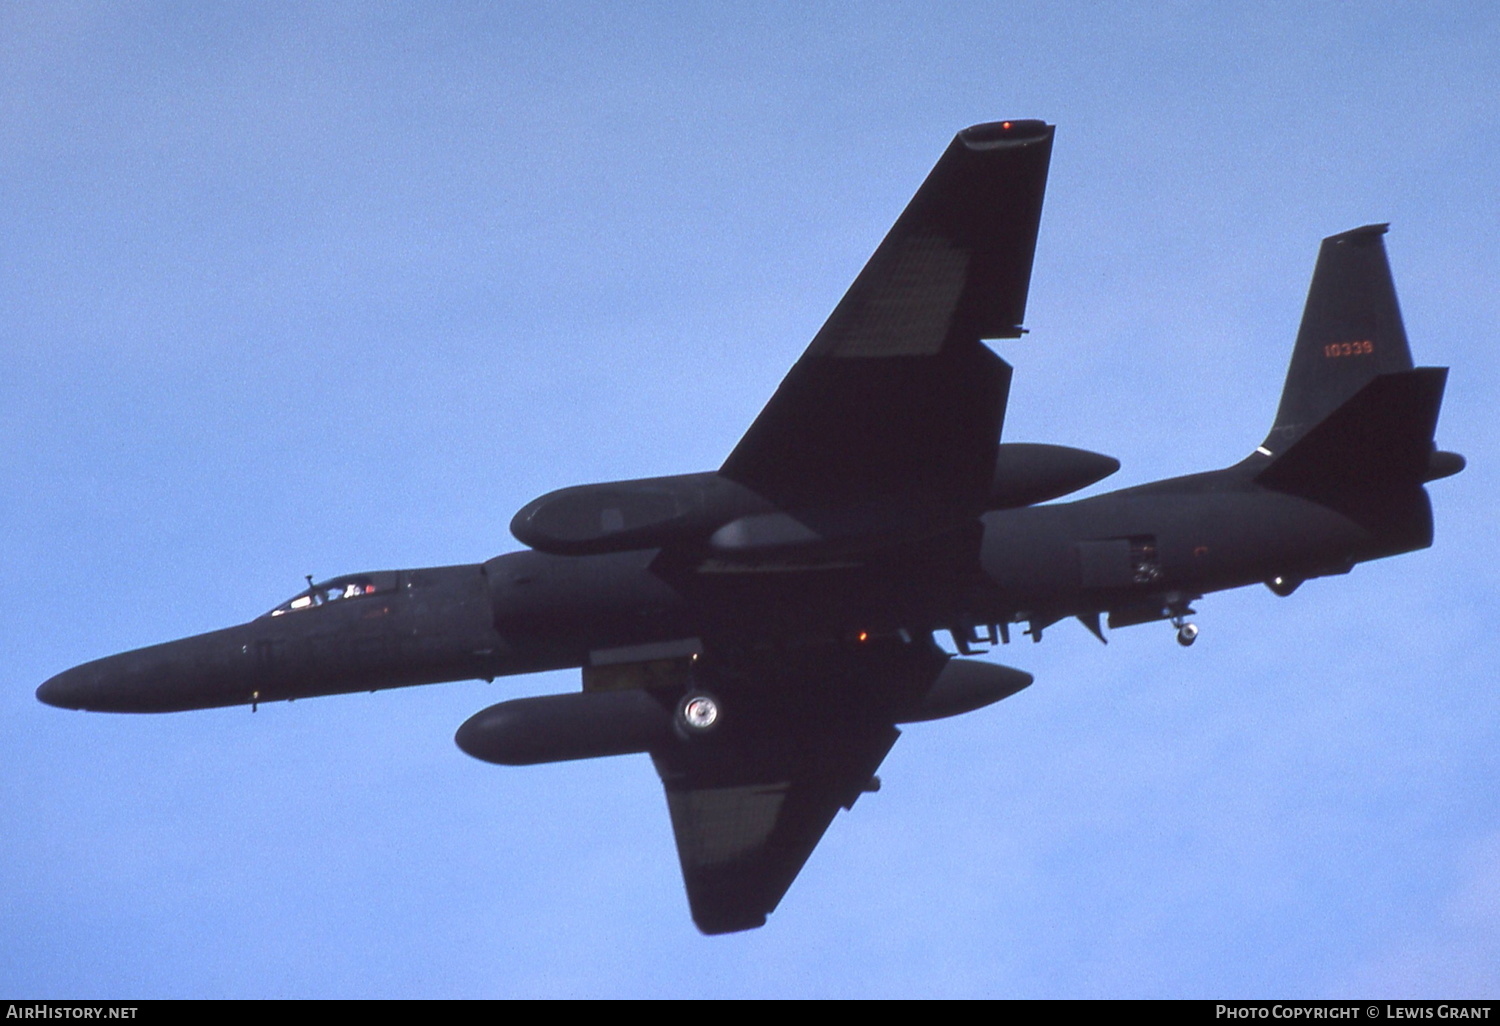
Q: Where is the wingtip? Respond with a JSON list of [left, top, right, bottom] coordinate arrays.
[[693, 911, 768, 936], [1324, 223, 1390, 245], [959, 119, 1053, 149]]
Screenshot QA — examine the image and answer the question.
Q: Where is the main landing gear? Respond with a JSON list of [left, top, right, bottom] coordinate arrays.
[[675, 691, 721, 738]]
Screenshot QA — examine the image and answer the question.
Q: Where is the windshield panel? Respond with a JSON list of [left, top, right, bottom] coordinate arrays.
[[264, 571, 400, 617]]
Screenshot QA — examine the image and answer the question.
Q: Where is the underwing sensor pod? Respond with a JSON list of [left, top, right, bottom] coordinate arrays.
[[39, 119, 1462, 936], [510, 442, 1120, 557], [455, 658, 1034, 767]]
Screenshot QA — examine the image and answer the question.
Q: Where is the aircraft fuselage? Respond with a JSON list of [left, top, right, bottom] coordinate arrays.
[[36, 460, 1426, 715]]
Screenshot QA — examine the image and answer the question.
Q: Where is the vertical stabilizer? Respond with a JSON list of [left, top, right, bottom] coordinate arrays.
[[1254, 225, 1455, 551], [1265, 224, 1413, 453]]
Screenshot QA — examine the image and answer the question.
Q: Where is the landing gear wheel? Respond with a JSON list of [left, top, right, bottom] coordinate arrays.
[[675, 692, 721, 738], [1266, 575, 1302, 597], [1176, 623, 1199, 647]]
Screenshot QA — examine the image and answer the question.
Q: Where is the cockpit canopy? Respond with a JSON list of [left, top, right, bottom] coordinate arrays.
[[265, 571, 400, 617]]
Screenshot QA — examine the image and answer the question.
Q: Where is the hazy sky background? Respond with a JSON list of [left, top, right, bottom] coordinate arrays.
[[3, 2, 1497, 998]]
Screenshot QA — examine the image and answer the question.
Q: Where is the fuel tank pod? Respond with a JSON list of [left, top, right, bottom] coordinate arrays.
[[455, 689, 674, 765], [455, 656, 1035, 767], [896, 658, 1033, 723], [987, 443, 1120, 510], [508, 472, 773, 556]]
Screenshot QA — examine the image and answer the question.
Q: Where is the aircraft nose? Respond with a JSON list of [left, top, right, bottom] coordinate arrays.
[[36, 620, 284, 712], [37, 663, 102, 710], [35, 638, 245, 713]]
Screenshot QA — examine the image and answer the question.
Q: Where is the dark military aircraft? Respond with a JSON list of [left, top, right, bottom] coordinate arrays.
[[38, 120, 1463, 935]]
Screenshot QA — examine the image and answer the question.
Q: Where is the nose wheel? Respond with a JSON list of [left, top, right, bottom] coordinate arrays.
[[1175, 622, 1199, 647]]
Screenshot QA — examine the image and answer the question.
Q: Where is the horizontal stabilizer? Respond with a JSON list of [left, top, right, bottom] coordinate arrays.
[[1257, 368, 1446, 543], [1258, 368, 1446, 496]]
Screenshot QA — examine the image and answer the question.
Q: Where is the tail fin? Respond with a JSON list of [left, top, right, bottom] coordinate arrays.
[[1255, 226, 1456, 548], [1264, 224, 1414, 453]]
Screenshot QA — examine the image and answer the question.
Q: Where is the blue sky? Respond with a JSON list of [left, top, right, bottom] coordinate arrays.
[[3, 2, 1497, 998]]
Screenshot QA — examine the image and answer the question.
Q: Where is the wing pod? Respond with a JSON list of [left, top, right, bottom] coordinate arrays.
[[894, 657, 1033, 723], [509, 472, 773, 555], [707, 444, 1122, 556], [512, 442, 1118, 560], [1425, 450, 1466, 482], [455, 690, 673, 765], [986, 443, 1119, 509]]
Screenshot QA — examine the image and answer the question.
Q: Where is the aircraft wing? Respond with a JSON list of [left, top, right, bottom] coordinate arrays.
[[720, 120, 1054, 514], [652, 714, 899, 935], [649, 638, 951, 934]]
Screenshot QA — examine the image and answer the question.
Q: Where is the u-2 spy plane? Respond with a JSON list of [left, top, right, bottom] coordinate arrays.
[[39, 120, 1463, 934]]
